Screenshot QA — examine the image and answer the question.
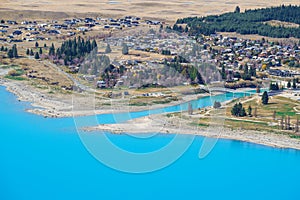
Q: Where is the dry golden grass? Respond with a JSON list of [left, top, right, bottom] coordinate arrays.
[[1, 57, 73, 91], [264, 20, 300, 28], [0, 1, 299, 23]]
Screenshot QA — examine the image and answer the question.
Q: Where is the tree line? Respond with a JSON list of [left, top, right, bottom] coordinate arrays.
[[176, 5, 300, 38]]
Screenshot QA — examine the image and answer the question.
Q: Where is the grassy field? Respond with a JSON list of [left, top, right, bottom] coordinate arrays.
[[186, 94, 300, 137], [0, 1, 299, 22]]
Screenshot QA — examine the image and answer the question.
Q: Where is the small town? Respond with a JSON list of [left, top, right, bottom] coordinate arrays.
[[1, 2, 300, 200]]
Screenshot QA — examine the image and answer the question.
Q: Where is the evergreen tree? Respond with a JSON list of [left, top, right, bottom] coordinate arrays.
[[293, 78, 297, 89], [221, 65, 226, 79], [287, 80, 291, 88], [249, 66, 256, 77], [35, 42, 39, 48], [12, 44, 18, 58], [269, 82, 280, 90], [49, 43, 55, 56], [231, 102, 246, 117], [247, 105, 252, 116], [262, 91, 269, 105], [26, 48, 30, 55], [30, 49, 34, 56], [44, 44, 47, 48], [34, 52, 40, 59], [0, 46, 4, 51], [240, 107, 246, 117], [7, 49, 13, 58], [105, 43, 112, 53], [234, 6, 241, 13], [122, 43, 129, 55], [39, 48, 43, 55]]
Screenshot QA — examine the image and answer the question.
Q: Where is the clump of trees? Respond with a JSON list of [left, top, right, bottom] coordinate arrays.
[[242, 64, 256, 80], [0, 46, 8, 52], [164, 58, 205, 85], [231, 102, 247, 117], [176, 5, 300, 38], [7, 44, 18, 58], [54, 37, 98, 65], [269, 82, 280, 90]]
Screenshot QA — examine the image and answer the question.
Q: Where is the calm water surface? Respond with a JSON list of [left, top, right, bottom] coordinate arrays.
[[0, 86, 299, 200]]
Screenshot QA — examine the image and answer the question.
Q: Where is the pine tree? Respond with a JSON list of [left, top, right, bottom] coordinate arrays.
[[26, 48, 30, 55], [240, 108, 246, 117], [49, 43, 55, 56], [30, 49, 34, 56], [122, 43, 129, 55], [7, 49, 13, 58], [287, 80, 291, 88], [35, 42, 39, 48], [293, 78, 297, 89], [262, 91, 269, 105], [12, 44, 18, 58], [234, 6, 241, 13], [247, 105, 252, 116], [105, 43, 112, 53], [221, 65, 226, 79], [39, 48, 43, 55], [0, 46, 4, 51], [44, 43, 47, 48], [34, 52, 40, 59]]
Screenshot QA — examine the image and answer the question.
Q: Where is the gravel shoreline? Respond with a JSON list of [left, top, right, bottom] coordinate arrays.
[[2, 78, 299, 151], [84, 115, 300, 151]]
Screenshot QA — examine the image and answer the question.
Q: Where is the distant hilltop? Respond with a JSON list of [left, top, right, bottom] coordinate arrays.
[[175, 5, 300, 39]]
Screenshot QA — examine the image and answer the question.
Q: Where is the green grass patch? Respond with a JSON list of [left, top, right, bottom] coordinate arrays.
[[189, 122, 209, 127], [129, 102, 148, 106], [226, 118, 268, 125], [0, 64, 19, 69], [4, 75, 27, 81], [276, 111, 297, 117], [290, 135, 300, 139]]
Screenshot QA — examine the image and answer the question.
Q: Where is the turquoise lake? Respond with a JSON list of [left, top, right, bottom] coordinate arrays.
[[1, 85, 300, 200]]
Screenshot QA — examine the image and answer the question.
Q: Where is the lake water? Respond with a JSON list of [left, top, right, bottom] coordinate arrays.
[[1, 86, 300, 200]]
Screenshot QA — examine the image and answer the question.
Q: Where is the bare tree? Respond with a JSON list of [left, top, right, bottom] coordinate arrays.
[[188, 103, 193, 115], [281, 116, 284, 130], [288, 116, 291, 130], [295, 117, 299, 133], [273, 111, 276, 121]]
